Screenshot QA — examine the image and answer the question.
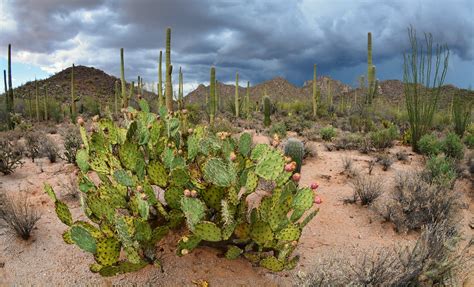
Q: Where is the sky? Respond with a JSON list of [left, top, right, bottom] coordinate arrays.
[[0, 0, 473, 94]]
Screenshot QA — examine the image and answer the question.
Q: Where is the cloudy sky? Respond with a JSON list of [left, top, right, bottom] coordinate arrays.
[[0, 0, 473, 93]]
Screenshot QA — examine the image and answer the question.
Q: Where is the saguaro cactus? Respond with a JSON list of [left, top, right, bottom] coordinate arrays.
[[114, 80, 119, 115], [129, 81, 135, 101], [367, 32, 376, 105], [165, 27, 173, 113], [235, 72, 239, 117], [312, 64, 318, 117], [44, 84, 48, 121], [263, 95, 271, 127], [209, 66, 216, 126], [35, 78, 40, 122], [3, 70, 7, 121], [158, 51, 164, 109], [6, 44, 14, 129], [71, 64, 77, 121], [178, 67, 183, 110], [120, 48, 127, 108], [245, 81, 250, 117]]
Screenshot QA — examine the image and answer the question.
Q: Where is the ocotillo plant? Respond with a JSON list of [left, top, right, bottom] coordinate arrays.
[[245, 81, 250, 118], [209, 66, 216, 126], [3, 70, 7, 119], [263, 95, 271, 127], [158, 51, 164, 109], [7, 44, 14, 129], [71, 64, 77, 121], [452, 94, 472, 137], [35, 78, 40, 122], [165, 27, 173, 113], [312, 64, 318, 117], [403, 26, 449, 152], [235, 72, 239, 117], [178, 67, 183, 110], [120, 48, 127, 108]]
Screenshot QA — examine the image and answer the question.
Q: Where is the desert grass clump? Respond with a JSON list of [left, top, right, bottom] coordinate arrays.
[[0, 192, 41, 240], [0, 138, 23, 175], [320, 125, 336, 141], [376, 154, 393, 171], [347, 175, 384, 205]]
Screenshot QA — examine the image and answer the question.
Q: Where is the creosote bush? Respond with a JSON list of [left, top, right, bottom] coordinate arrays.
[[62, 128, 81, 164], [320, 126, 336, 141], [418, 133, 441, 157], [24, 131, 42, 162], [441, 132, 464, 160], [369, 123, 399, 149], [44, 99, 319, 276], [0, 192, 41, 240], [347, 175, 384, 206], [41, 136, 59, 163]]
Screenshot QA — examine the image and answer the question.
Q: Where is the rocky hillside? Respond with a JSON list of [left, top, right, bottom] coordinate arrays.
[[10, 65, 156, 104]]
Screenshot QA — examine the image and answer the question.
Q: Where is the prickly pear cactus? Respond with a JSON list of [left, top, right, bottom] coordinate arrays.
[[44, 99, 319, 275]]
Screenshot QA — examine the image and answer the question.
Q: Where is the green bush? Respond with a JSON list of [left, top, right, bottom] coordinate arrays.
[[417, 134, 441, 156], [44, 100, 318, 276], [464, 133, 474, 149], [268, 122, 287, 139], [320, 126, 337, 141], [423, 156, 457, 188], [441, 132, 464, 160], [369, 124, 399, 149]]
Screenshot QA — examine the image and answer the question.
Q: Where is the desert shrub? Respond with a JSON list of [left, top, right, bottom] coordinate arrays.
[[268, 122, 287, 139], [0, 138, 24, 175], [304, 142, 318, 158], [283, 114, 312, 135], [82, 96, 101, 116], [441, 132, 464, 160], [334, 133, 363, 150], [347, 176, 384, 205], [24, 131, 42, 162], [44, 100, 317, 276], [341, 156, 353, 172], [423, 155, 457, 188], [211, 116, 241, 134], [0, 192, 41, 240], [376, 154, 393, 171], [298, 220, 469, 287], [320, 126, 336, 141], [41, 136, 59, 163], [417, 133, 441, 156], [464, 133, 474, 149], [452, 94, 472, 137], [62, 128, 81, 164], [369, 124, 399, 149], [396, 151, 408, 162], [385, 172, 460, 232]]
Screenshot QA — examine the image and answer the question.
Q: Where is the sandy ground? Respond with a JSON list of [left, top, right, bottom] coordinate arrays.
[[0, 133, 472, 286]]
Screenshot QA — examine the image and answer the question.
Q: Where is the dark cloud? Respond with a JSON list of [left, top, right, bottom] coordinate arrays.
[[1, 0, 473, 89]]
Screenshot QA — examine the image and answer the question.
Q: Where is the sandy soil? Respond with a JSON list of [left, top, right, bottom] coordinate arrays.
[[1, 133, 472, 286]]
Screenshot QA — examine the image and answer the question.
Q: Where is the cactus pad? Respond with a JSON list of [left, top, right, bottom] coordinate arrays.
[[177, 234, 201, 256], [180, 197, 206, 231], [292, 188, 314, 211], [76, 149, 90, 173], [238, 133, 252, 157], [94, 237, 121, 266], [70, 224, 97, 253], [194, 221, 222, 242], [62, 229, 73, 244], [225, 245, 243, 259], [255, 149, 284, 181], [201, 186, 224, 210], [98, 260, 148, 277], [55, 201, 73, 226], [164, 185, 183, 209], [169, 167, 190, 186], [114, 170, 135, 187], [250, 221, 274, 245], [259, 256, 284, 272], [147, 161, 168, 187], [203, 158, 236, 187], [276, 224, 301, 241]]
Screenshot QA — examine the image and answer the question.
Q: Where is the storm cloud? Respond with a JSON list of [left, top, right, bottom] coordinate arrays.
[[1, 0, 473, 91]]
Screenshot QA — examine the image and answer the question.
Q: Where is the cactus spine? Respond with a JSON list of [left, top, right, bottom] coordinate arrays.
[[178, 67, 183, 110], [234, 72, 239, 117], [158, 51, 164, 109], [6, 44, 14, 129], [35, 78, 39, 122], [120, 48, 127, 109], [263, 95, 271, 127], [209, 66, 216, 126], [312, 64, 318, 117], [165, 27, 173, 113], [71, 64, 77, 121]]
